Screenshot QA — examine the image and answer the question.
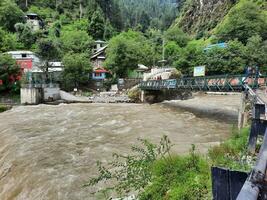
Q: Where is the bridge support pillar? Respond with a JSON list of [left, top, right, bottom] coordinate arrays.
[[238, 93, 248, 129], [140, 91, 145, 103]]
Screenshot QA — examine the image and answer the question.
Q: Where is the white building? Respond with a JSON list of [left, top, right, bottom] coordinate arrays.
[[25, 13, 44, 31]]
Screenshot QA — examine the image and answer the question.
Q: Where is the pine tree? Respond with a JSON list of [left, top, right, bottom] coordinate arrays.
[[88, 8, 105, 40]]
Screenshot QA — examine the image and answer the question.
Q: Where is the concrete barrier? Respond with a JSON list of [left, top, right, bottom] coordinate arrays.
[[43, 87, 60, 101], [21, 88, 43, 105]]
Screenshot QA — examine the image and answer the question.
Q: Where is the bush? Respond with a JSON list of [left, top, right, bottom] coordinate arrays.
[[208, 127, 251, 171], [128, 87, 141, 103], [140, 145, 211, 200], [85, 135, 173, 197], [0, 105, 9, 112]]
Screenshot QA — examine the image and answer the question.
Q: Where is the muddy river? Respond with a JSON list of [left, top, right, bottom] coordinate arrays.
[[0, 103, 235, 200]]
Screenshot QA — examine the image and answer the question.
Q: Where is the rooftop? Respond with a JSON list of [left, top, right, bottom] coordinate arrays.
[[7, 50, 35, 55], [91, 45, 108, 59]]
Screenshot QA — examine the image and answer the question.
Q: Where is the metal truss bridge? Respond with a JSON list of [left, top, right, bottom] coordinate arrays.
[[139, 74, 267, 91]]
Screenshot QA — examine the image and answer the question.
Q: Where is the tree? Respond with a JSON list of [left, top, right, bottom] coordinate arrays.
[[117, 0, 177, 31], [36, 39, 60, 83], [0, 54, 20, 92], [103, 19, 116, 40], [246, 35, 267, 73], [165, 41, 182, 67], [215, 1, 267, 44], [60, 30, 93, 54], [15, 23, 36, 49], [62, 53, 92, 90], [145, 28, 163, 65], [0, 28, 21, 52], [203, 40, 247, 75], [164, 26, 190, 47], [0, 0, 25, 32], [105, 30, 154, 78], [174, 40, 205, 75], [139, 11, 150, 32], [88, 8, 105, 40]]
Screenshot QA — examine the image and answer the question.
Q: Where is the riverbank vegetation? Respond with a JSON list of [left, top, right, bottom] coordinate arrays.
[[0, 104, 10, 112], [86, 127, 252, 199]]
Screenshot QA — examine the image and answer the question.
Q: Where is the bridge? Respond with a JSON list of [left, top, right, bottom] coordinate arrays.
[[139, 74, 267, 91], [140, 74, 267, 199]]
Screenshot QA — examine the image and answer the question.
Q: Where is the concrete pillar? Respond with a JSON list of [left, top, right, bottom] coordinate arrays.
[[238, 92, 246, 129], [141, 91, 145, 103], [21, 88, 42, 105]]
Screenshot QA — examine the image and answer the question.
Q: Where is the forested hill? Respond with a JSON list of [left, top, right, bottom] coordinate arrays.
[[13, 0, 180, 33], [117, 0, 179, 30]]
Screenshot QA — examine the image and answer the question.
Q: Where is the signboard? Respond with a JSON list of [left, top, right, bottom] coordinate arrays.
[[194, 66, 205, 77]]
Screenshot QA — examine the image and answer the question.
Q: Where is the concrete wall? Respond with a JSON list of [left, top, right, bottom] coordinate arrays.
[[43, 87, 60, 101], [21, 88, 43, 105]]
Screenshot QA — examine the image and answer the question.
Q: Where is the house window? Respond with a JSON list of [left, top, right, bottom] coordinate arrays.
[[22, 54, 27, 58], [95, 73, 101, 77]]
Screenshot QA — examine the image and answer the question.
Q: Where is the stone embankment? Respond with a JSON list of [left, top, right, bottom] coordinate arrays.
[[59, 90, 132, 104], [89, 92, 132, 103]]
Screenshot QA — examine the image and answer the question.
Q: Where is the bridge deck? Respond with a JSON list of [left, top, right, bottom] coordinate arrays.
[[140, 75, 267, 92]]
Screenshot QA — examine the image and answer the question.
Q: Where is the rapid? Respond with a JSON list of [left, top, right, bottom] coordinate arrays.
[[0, 103, 235, 200]]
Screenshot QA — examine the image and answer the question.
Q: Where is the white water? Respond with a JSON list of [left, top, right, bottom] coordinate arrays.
[[0, 103, 233, 200]]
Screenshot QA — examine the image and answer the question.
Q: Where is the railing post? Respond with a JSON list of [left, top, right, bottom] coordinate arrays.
[[237, 128, 267, 200]]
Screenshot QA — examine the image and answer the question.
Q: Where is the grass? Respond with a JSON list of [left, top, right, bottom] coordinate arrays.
[[208, 127, 252, 171], [139, 147, 211, 200], [0, 105, 10, 113]]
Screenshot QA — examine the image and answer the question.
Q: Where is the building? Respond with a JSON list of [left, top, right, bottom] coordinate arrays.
[[6, 51, 63, 84], [204, 42, 227, 52], [91, 40, 109, 81], [25, 13, 44, 31], [7, 51, 40, 72], [92, 68, 109, 80]]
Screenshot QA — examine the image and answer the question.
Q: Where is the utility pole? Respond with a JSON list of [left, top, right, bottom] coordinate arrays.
[[162, 37, 165, 67], [158, 34, 167, 68], [79, 0, 83, 20], [25, 0, 28, 8]]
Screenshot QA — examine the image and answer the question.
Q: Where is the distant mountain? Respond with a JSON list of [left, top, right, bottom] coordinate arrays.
[[117, 0, 179, 30]]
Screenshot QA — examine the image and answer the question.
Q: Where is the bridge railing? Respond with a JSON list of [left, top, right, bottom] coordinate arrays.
[[139, 74, 267, 91], [236, 85, 267, 200]]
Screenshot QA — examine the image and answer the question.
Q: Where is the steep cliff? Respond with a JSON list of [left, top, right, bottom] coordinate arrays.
[[175, 0, 236, 37]]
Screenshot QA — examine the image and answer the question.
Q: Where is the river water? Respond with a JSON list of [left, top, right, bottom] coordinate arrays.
[[0, 103, 234, 200]]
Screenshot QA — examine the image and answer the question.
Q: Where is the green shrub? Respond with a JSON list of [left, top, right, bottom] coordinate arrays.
[[139, 145, 211, 200], [128, 87, 141, 103], [208, 127, 251, 171], [84, 135, 173, 197], [0, 105, 9, 112]]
